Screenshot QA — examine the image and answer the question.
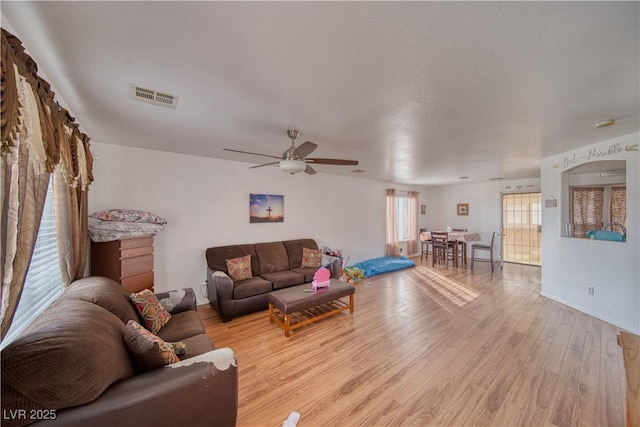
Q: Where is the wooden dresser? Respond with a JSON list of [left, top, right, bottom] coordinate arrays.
[[91, 236, 154, 292]]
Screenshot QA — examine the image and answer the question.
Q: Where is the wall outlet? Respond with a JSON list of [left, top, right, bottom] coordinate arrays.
[[588, 287, 595, 296]]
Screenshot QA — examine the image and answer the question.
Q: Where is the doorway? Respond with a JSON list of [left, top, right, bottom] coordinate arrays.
[[502, 192, 542, 266]]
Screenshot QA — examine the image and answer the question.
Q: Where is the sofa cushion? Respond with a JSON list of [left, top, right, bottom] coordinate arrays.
[[291, 267, 319, 282], [61, 276, 139, 324], [261, 270, 305, 290], [1, 299, 134, 414], [232, 276, 273, 299], [283, 239, 318, 269], [206, 244, 259, 276], [226, 255, 252, 281], [123, 320, 179, 371], [155, 310, 206, 342], [130, 289, 172, 334], [254, 242, 290, 274], [301, 247, 322, 268]]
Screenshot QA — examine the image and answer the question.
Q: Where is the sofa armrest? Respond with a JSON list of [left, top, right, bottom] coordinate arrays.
[[156, 287, 197, 314], [41, 348, 238, 427], [206, 269, 235, 322]]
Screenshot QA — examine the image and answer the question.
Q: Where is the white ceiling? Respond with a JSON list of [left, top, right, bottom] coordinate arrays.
[[2, 1, 638, 185]]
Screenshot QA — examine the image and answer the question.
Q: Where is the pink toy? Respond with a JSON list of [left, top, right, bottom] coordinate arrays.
[[312, 267, 331, 289]]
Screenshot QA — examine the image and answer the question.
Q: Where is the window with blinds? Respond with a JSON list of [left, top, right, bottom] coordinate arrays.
[[1, 181, 63, 349], [396, 195, 410, 241]]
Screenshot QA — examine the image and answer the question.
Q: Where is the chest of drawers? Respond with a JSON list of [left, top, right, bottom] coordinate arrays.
[[90, 236, 154, 293]]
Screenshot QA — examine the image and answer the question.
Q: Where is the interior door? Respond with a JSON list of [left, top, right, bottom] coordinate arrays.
[[502, 192, 542, 266]]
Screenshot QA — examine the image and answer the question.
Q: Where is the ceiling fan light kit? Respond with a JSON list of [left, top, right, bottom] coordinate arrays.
[[279, 159, 307, 174], [223, 129, 359, 176]]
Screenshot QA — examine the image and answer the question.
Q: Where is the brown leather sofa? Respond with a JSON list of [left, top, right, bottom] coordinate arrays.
[[206, 238, 341, 322], [1, 276, 238, 427]]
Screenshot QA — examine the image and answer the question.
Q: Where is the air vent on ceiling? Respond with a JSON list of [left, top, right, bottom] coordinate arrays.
[[130, 84, 179, 109]]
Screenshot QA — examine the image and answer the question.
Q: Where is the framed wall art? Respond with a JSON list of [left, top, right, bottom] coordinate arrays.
[[457, 203, 469, 216], [250, 194, 284, 223]]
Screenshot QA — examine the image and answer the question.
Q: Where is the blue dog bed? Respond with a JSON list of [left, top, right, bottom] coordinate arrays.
[[350, 256, 416, 278]]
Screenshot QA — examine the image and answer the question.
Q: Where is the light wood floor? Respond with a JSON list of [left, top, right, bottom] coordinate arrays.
[[198, 258, 627, 427]]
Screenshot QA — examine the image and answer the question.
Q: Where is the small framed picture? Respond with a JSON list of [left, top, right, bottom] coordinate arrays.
[[420, 205, 426, 215], [457, 203, 469, 216]]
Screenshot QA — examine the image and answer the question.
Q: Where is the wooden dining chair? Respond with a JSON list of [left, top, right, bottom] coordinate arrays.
[[470, 231, 497, 273], [431, 231, 454, 267], [419, 228, 431, 261], [451, 228, 468, 266]]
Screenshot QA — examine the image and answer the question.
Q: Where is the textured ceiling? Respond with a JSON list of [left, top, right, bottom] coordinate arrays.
[[2, 1, 638, 185]]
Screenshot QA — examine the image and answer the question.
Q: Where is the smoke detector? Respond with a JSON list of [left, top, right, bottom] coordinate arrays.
[[130, 84, 179, 109]]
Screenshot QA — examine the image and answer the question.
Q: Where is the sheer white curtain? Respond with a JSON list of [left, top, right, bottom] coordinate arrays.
[[385, 189, 401, 257], [407, 191, 419, 254]]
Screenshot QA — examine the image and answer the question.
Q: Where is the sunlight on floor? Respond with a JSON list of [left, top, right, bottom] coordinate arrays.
[[412, 266, 480, 311]]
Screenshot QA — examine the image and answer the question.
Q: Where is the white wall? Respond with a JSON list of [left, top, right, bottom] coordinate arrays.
[[427, 177, 542, 259], [541, 133, 640, 334], [89, 143, 429, 303]]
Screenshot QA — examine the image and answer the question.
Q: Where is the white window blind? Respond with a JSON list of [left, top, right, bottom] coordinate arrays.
[[396, 195, 409, 241], [1, 181, 63, 349]]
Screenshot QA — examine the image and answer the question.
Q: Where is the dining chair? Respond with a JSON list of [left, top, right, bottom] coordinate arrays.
[[451, 228, 468, 266], [419, 228, 431, 261], [431, 231, 454, 267], [470, 231, 497, 273]]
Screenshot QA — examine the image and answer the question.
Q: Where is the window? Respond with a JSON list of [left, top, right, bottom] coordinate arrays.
[[1, 181, 63, 349], [396, 195, 410, 241]]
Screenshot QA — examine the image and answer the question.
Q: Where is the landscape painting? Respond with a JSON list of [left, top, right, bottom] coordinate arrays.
[[250, 194, 284, 223]]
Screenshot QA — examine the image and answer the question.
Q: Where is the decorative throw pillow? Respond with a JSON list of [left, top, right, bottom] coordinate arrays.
[[130, 289, 172, 334], [226, 255, 252, 281], [301, 247, 322, 268], [170, 341, 188, 355], [90, 209, 167, 225], [123, 320, 179, 371]]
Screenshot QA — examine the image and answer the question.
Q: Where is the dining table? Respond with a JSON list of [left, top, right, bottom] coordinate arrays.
[[420, 231, 482, 267]]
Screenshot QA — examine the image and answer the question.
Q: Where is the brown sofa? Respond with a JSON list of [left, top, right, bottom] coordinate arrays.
[[205, 238, 341, 322], [1, 276, 238, 427]]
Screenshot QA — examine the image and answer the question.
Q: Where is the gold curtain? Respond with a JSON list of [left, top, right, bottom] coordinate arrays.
[[610, 186, 626, 230], [570, 187, 604, 238], [385, 189, 401, 257], [1, 28, 93, 338]]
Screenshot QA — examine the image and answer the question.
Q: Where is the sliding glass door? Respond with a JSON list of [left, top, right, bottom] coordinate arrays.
[[502, 192, 542, 266]]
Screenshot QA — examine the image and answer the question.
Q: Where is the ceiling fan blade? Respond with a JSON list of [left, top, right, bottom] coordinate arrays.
[[249, 161, 279, 169], [304, 164, 317, 175], [224, 148, 282, 160], [292, 141, 318, 158], [305, 158, 359, 166]]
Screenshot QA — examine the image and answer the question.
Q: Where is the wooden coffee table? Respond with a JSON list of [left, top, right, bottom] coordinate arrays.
[[268, 279, 355, 337]]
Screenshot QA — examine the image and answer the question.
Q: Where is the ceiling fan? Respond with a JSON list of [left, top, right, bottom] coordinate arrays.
[[224, 129, 359, 175]]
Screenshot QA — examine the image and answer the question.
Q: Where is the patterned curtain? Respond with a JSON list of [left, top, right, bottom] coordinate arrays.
[[385, 189, 401, 257], [610, 186, 626, 230], [407, 191, 419, 254], [571, 187, 604, 238], [1, 29, 93, 339]]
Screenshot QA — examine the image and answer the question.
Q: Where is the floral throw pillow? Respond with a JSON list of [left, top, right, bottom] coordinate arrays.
[[123, 320, 179, 371], [130, 289, 172, 334], [90, 209, 167, 225], [225, 255, 252, 282], [301, 247, 322, 268]]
